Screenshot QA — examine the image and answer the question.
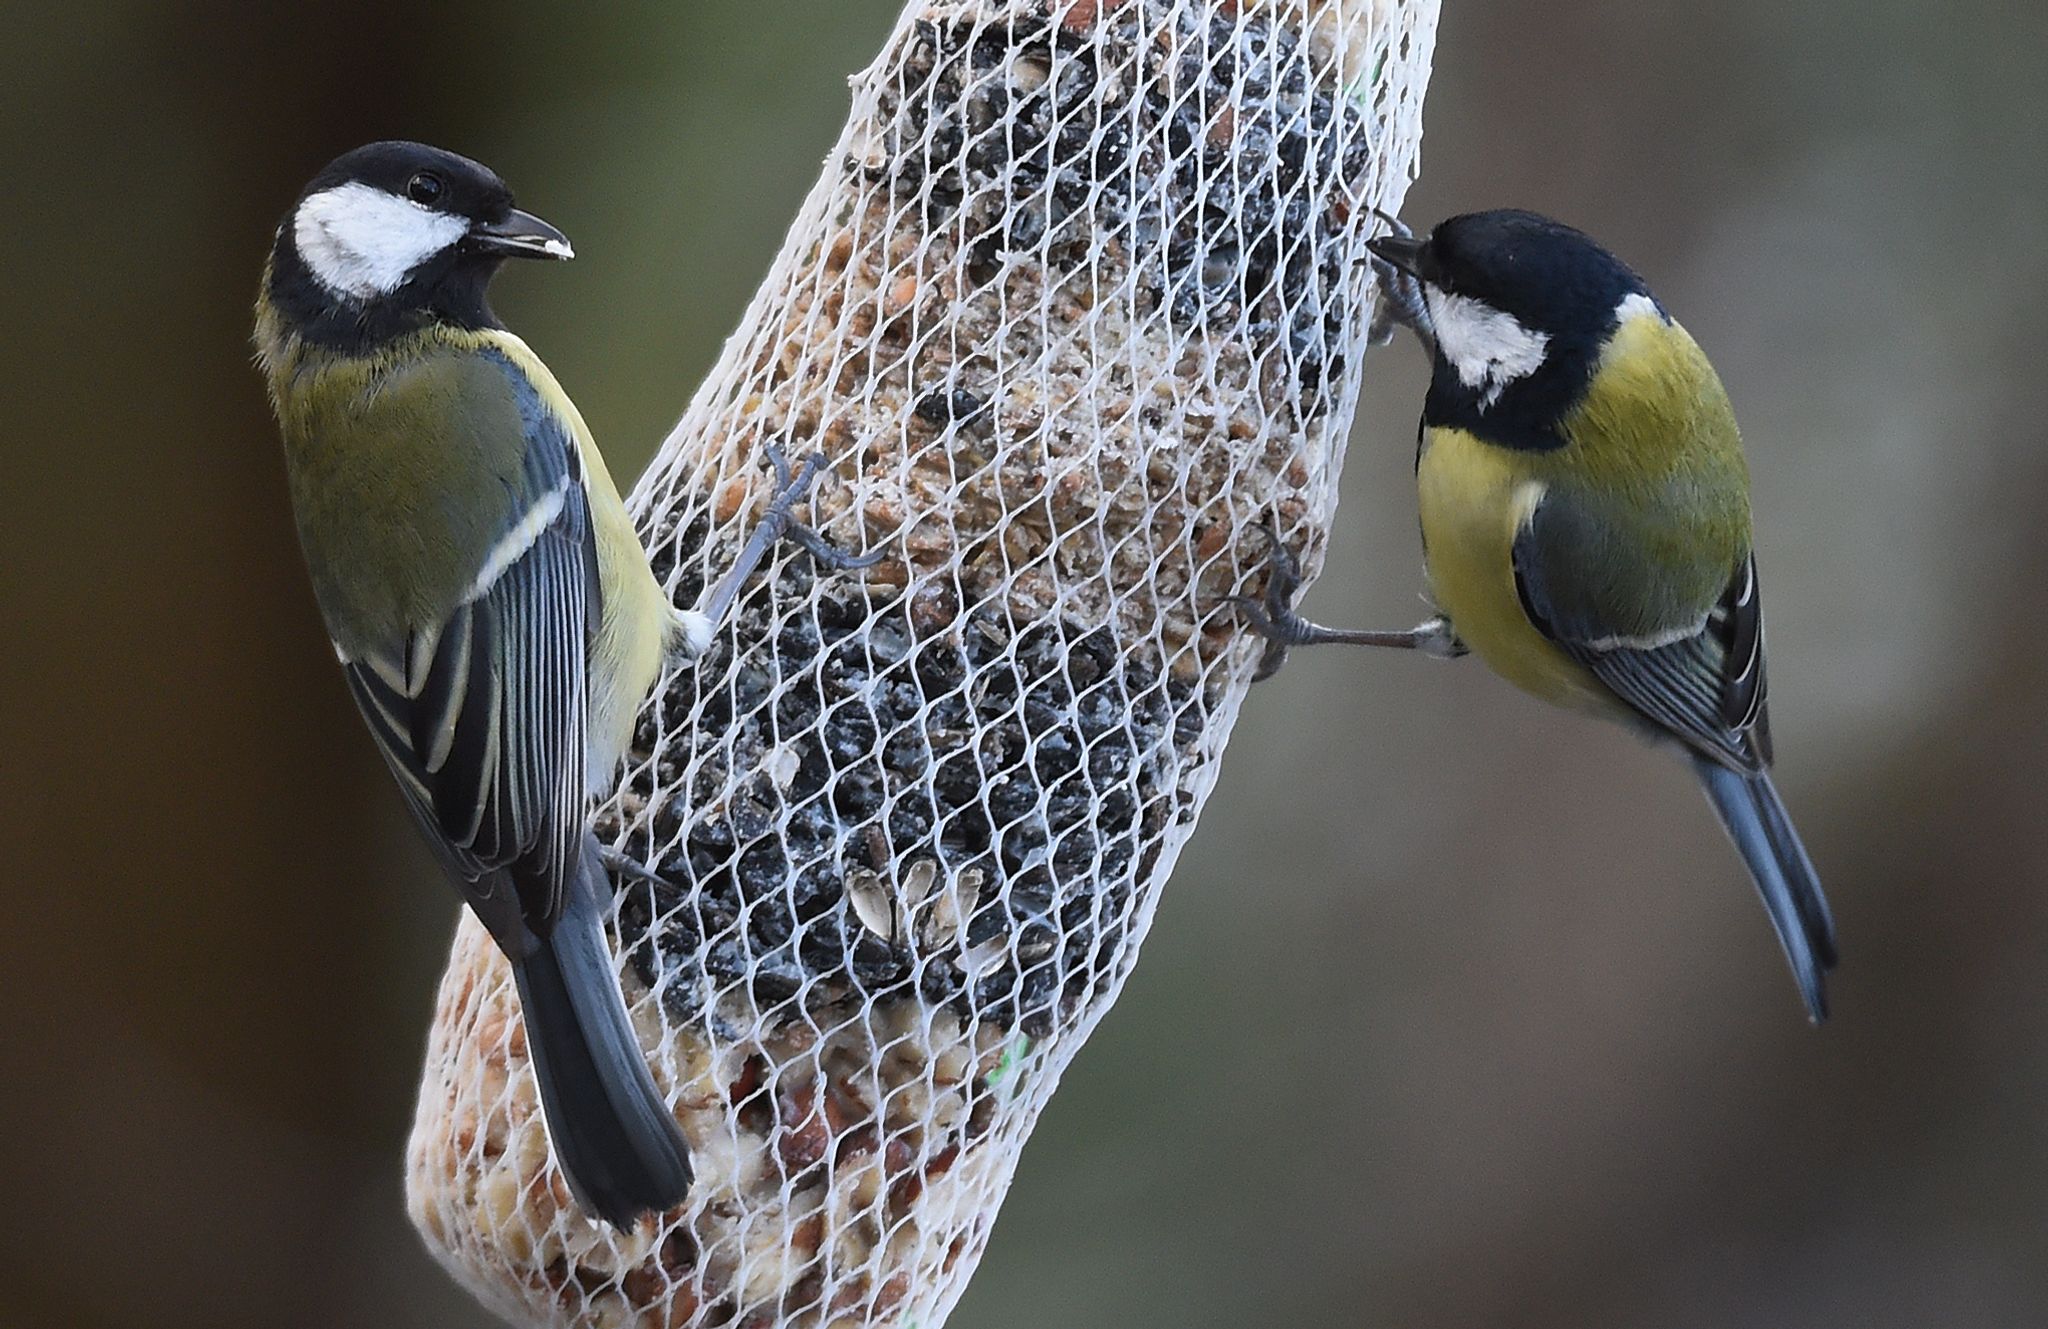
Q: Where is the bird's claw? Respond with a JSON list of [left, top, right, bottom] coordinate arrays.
[[1237, 515, 1312, 681], [688, 445, 880, 636], [761, 443, 884, 571], [596, 843, 668, 891], [1231, 512, 1469, 672], [1365, 208, 1435, 354]]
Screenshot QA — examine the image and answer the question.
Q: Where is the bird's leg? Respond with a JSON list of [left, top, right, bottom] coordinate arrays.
[[1365, 208, 1437, 357], [685, 444, 883, 642], [1234, 518, 1466, 681]]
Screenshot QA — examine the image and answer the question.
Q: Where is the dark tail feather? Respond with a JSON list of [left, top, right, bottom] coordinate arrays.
[[1747, 771, 1838, 972], [1693, 759, 1838, 1023], [510, 841, 691, 1226]]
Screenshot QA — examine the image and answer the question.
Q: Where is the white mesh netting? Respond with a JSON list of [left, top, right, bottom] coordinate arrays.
[[407, 1, 1437, 1324]]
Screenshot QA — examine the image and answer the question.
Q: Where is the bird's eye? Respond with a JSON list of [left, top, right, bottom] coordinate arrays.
[[406, 172, 446, 206]]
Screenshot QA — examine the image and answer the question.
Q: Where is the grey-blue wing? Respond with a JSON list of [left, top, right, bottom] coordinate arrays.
[[1513, 505, 1769, 774], [342, 486, 595, 943]]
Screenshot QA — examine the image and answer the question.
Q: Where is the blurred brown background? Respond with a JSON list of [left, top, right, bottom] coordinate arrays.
[[4, 2, 2045, 1325]]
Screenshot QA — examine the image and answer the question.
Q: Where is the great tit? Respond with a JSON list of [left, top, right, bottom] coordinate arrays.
[[1246, 209, 1837, 1021], [254, 141, 837, 1224]]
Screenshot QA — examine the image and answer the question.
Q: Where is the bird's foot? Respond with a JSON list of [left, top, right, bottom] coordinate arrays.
[[691, 444, 883, 632], [761, 443, 885, 573], [1229, 519, 1317, 681], [595, 843, 668, 890], [1365, 208, 1436, 356], [1233, 516, 1466, 680]]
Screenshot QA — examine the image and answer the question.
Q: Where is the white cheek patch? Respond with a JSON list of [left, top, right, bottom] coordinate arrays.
[[1425, 286, 1551, 410], [293, 182, 468, 299]]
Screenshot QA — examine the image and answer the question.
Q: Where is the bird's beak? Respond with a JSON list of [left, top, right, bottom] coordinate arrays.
[[1366, 232, 1427, 278], [469, 209, 575, 261]]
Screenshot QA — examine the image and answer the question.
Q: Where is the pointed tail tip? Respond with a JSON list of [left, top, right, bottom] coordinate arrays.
[[554, 1092, 693, 1228], [1800, 975, 1831, 1026], [1799, 925, 1839, 1026], [569, 1147, 693, 1229], [1692, 757, 1839, 1028], [1768, 870, 1836, 1028]]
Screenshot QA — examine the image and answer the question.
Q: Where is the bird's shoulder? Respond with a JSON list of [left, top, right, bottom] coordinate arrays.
[[281, 329, 586, 656], [1561, 311, 1747, 482], [276, 331, 525, 458]]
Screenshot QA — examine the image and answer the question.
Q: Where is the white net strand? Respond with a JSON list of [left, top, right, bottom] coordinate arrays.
[[407, 2, 1438, 1325]]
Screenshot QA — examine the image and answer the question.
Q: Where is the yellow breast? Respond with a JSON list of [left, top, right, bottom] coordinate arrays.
[[1416, 427, 1614, 715]]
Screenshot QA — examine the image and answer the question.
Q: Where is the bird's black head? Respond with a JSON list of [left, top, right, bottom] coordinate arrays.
[[263, 141, 572, 351], [1371, 209, 1663, 451]]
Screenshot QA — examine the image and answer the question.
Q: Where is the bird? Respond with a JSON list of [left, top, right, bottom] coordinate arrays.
[[254, 141, 845, 1223], [1242, 208, 1837, 1021]]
